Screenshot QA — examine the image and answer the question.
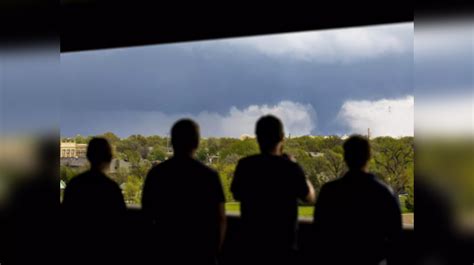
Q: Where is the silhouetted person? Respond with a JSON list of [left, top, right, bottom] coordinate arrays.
[[142, 119, 226, 265], [230, 115, 315, 264], [61, 137, 126, 265], [311, 135, 402, 265], [2, 135, 60, 265], [413, 176, 457, 265]]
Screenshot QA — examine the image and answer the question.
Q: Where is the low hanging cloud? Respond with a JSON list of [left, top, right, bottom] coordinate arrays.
[[65, 101, 317, 138], [212, 22, 412, 63], [337, 96, 414, 137], [415, 93, 474, 136], [197, 101, 317, 137]]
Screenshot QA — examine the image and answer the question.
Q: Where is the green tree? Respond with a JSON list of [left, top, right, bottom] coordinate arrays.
[[60, 165, 79, 183], [404, 163, 414, 211], [281, 147, 325, 196], [122, 175, 143, 205], [117, 135, 149, 160], [285, 144, 345, 195], [288, 136, 321, 153], [100, 132, 120, 145], [148, 145, 167, 162], [146, 135, 167, 147], [73, 134, 90, 144], [214, 163, 236, 202], [323, 149, 346, 179], [128, 134, 148, 147], [221, 153, 240, 165], [312, 156, 331, 193], [111, 166, 129, 185], [126, 158, 152, 180], [196, 140, 210, 164], [220, 139, 259, 161], [206, 137, 220, 156], [371, 137, 414, 194], [124, 150, 141, 165], [196, 148, 210, 164], [320, 136, 344, 150]]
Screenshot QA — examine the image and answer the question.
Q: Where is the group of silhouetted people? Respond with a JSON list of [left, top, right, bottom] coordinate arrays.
[[60, 115, 402, 265]]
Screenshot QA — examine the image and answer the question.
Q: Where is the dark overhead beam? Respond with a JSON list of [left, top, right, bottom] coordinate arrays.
[[61, 1, 413, 53]]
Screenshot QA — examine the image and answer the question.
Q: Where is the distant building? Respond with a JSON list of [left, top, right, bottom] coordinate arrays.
[[60, 157, 131, 173], [60, 157, 88, 168], [60, 139, 87, 158], [239, 134, 255, 140]]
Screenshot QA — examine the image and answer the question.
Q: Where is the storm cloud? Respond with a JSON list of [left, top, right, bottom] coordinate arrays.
[[67, 101, 317, 138], [59, 22, 416, 137]]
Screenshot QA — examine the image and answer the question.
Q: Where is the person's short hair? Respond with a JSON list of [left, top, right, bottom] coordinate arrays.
[[87, 137, 113, 166], [343, 135, 371, 169], [171, 119, 200, 154], [255, 115, 284, 152]]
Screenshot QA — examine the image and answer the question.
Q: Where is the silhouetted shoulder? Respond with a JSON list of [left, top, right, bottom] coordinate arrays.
[[148, 158, 173, 170], [144, 160, 169, 188], [67, 170, 121, 191], [189, 157, 220, 175], [142, 155, 225, 214], [320, 172, 396, 200], [65, 171, 87, 186], [316, 176, 346, 201], [236, 154, 261, 164], [145, 159, 174, 180], [73, 170, 110, 182], [62, 170, 126, 218], [276, 154, 304, 168], [145, 160, 166, 177], [371, 173, 396, 194], [234, 154, 257, 171], [356, 172, 398, 200], [238, 153, 300, 167], [63, 171, 88, 192], [63, 171, 125, 206], [147, 157, 218, 177], [319, 176, 342, 190]]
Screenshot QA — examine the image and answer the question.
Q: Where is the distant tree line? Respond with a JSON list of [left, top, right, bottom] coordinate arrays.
[[60, 133, 414, 211]]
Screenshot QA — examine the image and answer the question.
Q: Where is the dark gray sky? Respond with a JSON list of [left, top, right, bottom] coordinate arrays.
[[2, 22, 470, 138], [56, 22, 418, 138]]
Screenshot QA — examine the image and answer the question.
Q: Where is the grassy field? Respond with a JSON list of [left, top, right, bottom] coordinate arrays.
[[225, 199, 410, 218], [226, 202, 314, 218]]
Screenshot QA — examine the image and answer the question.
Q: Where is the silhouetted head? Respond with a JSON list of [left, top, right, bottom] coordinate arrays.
[[255, 115, 285, 154], [171, 119, 200, 156], [87, 137, 113, 170], [343, 135, 371, 170]]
